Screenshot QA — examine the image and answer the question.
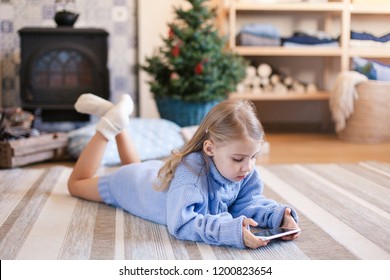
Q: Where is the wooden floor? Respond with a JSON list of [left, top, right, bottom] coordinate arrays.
[[260, 133, 390, 164]]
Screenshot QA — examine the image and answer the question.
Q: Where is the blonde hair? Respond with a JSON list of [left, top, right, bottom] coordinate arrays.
[[156, 99, 264, 191]]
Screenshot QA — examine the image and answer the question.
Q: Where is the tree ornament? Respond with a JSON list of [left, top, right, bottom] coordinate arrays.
[[171, 44, 180, 57], [195, 62, 203, 74], [168, 27, 174, 39], [170, 72, 180, 80]]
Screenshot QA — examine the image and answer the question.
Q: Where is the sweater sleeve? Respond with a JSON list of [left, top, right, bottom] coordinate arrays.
[[229, 169, 299, 228], [166, 185, 246, 249]]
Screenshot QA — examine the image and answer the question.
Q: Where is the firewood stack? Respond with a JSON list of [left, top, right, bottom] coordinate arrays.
[[0, 108, 69, 168], [236, 63, 318, 95], [0, 108, 38, 141]]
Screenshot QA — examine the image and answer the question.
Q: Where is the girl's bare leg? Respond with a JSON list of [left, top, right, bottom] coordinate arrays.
[[115, 130, 141, 164], [68, 129, 141, 202], [68, 132, 107, 202]]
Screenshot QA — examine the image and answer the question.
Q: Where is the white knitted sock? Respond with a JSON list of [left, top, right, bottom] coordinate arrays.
[[96, 94, 134, 141], [74, 93, 113, 116]]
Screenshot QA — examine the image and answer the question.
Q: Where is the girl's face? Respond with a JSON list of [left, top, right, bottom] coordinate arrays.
[[203, 137, 261, 182]]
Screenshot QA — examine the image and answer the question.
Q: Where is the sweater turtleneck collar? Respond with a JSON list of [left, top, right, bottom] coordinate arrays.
[[207, 156, 236, 188]]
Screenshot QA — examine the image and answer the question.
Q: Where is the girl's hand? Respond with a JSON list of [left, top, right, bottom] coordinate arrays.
[[280, 208, 300, 241], [242, 218, 269, 249]]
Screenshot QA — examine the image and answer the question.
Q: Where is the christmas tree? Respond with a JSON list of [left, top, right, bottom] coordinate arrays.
[[141, 0, 247, 103]]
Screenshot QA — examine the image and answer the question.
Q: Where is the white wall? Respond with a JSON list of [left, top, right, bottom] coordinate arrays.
[[138, 0, 185, 118]]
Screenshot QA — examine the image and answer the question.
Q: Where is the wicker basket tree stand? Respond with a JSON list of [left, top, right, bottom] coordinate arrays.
[[338, 81, 390, 143]]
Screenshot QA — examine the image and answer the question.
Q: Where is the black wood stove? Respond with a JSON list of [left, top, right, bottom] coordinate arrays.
[[18, 27, 109, 122]]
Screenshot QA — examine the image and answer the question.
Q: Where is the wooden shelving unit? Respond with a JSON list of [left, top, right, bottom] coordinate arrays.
[[226, 0, 390, 101]]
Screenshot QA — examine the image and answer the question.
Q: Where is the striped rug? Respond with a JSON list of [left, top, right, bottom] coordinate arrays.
[[0, 161, 389, 260]]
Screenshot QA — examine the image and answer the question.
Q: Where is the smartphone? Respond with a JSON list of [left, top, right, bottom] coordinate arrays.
[[254, 227, 301, 241]]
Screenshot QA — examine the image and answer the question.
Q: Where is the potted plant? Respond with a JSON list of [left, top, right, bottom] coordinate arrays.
[[141, 0, 247, 127]]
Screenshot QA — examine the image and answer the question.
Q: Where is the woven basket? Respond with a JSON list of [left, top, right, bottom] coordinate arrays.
[[338, 81, 390, 143], [155, 98, 219, 127]]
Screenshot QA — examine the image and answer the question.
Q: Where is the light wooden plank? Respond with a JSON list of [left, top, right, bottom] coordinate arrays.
[[229, 92, 330, 101]]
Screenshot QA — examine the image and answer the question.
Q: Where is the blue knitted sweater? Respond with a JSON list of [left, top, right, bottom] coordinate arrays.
[[99, 151, 298, 249]]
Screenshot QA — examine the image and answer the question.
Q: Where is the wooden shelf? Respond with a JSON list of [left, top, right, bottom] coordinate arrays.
[[229, 92, 330, 101], [349, 48, 390, 58], [234, 46, 342, 57], [350, 3, 390, 14], [234, 2, 344, 12]]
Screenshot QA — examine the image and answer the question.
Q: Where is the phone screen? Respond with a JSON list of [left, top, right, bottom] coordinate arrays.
[[254, 227, 300, 241]]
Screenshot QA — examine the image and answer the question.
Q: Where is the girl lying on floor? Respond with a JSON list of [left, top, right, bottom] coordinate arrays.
[[68, 94, 300, 249]]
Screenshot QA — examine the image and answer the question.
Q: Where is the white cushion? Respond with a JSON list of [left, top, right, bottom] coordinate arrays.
[[67, 118, 185, 165]]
